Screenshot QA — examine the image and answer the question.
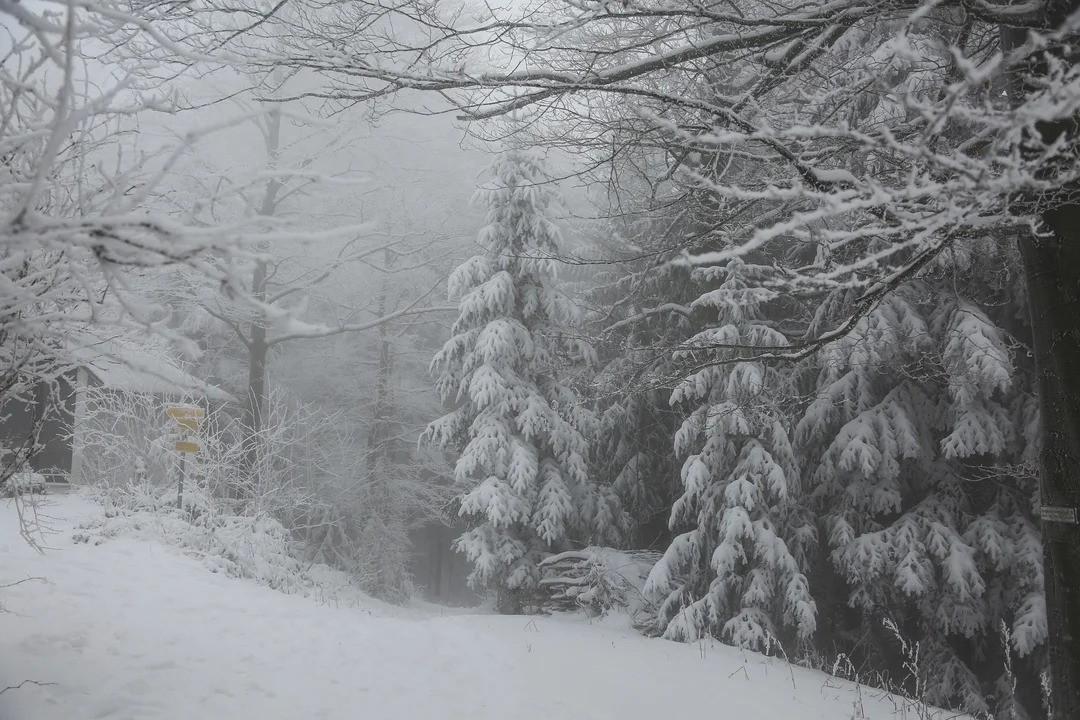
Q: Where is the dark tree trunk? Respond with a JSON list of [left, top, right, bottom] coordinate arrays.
[[1004, 2, 1080, 713], [1019, 213, 1080, 719]]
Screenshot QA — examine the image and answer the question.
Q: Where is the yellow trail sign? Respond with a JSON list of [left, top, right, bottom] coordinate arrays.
[[175, 418, 199, 432], [175, 441, 199, 454], [167, 406, 205, 420]]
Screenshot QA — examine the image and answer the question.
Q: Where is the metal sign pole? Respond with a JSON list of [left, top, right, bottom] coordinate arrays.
[[167, 405, 203, 510], [176, 451, 186, 510]]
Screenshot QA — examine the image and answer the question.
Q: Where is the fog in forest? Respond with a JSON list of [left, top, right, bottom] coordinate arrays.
[[1, 1, 1077, 719]]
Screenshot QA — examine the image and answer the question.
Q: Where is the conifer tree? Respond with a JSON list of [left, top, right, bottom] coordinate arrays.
[[424, 150, 623, 609], [643, 259, 817, 649], [795, 241, 1045, 716], [588, 229, 701, 551]]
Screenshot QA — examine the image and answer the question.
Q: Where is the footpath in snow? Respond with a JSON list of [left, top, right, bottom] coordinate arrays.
[[2, 493, 918, 720]]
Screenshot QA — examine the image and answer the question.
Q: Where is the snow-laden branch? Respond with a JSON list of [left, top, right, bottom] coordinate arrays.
[[265, 298, 458, 346], [241, 0, 1044, 118]]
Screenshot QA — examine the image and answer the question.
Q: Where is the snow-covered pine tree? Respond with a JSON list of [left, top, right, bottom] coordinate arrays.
[[586, 217, 702, 552], [795, 238, 1045, 717], [643, 258, 817, 650], [424, 149, 623, 610]]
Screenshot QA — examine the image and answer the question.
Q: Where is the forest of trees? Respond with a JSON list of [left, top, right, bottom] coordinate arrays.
[[3, 0, 1079, 718]]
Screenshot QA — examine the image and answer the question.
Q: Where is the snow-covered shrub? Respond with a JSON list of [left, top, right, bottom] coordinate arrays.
[[75, 385, 326, 522], [537, 548, 659, 622], [72, 388, 327, 595], [74, 385, 443, 603], [81, 481, 313, 594], [1, 469, 50, 550], [0, 471, 47, 498], [73, 387, 180, 488]]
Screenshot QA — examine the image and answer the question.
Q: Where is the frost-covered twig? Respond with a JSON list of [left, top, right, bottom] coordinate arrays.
[[0, 679, 57, 696]]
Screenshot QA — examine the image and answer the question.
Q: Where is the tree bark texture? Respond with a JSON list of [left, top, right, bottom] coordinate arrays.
[[1002, 4, 1080, 712], [1019, 213, 1080, 719]]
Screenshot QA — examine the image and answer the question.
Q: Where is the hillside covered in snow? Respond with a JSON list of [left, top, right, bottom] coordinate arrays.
[[0, 493, 930, 720]]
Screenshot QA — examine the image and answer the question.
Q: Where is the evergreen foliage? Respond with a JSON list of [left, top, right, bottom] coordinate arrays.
[[424, 150, 625, 603], [642, 259, 817, 649], [794, 241, 1044, 716]]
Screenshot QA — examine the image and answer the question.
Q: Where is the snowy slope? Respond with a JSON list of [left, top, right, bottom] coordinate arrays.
[[2, 494, 920, 720]]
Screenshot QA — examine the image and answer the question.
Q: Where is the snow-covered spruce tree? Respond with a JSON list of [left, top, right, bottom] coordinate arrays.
[[596, 337, 689, 551], [795, 240, 1044, 716], [424, 150, 624, 611], [585, 216, 703, 552], [643, 258, 816, 650]]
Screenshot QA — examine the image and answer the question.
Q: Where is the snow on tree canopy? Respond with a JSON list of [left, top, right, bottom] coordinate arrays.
[[644, 258, 816, 650], [795, 267, 1044, 715], [423, 149, 625, 602]]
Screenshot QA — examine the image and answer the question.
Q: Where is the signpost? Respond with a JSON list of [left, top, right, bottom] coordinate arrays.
[[166, 406, 205, 420], [167, 405, 203, 509]]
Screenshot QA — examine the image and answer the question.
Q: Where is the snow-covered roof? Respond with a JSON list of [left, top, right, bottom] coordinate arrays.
[[69, 337, 234, 403]]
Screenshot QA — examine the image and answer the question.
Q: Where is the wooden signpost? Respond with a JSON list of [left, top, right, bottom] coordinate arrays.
[[167, 405, 204, 509], [166, 407, 204, 419]]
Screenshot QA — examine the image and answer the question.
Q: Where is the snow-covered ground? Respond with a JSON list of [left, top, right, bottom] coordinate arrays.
[[2, 493, 919, 720]]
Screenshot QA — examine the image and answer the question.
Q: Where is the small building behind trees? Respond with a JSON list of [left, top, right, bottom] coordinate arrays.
[[0, 336, 232, 485]]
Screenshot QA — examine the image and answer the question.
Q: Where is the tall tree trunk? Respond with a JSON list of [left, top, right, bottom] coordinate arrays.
[[1019, 216, 1080, 719], [432, 527, 445, 601], [239, 108, 282, 499], [365, 251, 403, 598], [1004, 5, 1080, 715], [369, 264, 392, 455], [241, 254, 269, 498]]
